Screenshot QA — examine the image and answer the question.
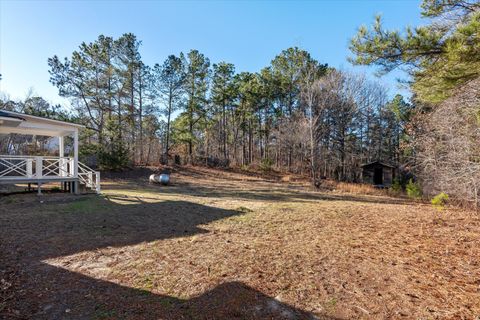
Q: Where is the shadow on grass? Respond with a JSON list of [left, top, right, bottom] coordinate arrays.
[[0, 195, 340, 319]]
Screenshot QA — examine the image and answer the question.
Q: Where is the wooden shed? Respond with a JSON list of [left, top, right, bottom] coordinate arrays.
[[361, 161, 396, 187]]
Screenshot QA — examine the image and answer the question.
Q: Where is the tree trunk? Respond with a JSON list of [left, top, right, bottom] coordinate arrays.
[[139, 71, 143, 164], [164, 87, 173, 164]]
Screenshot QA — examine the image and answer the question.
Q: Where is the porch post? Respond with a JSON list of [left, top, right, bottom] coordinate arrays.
[[26, 159, 33, 178], [73, 129, 79, 194], [59, 135, 65, 177], [59, 136, 65, 157], [35, 156, 43, 179]]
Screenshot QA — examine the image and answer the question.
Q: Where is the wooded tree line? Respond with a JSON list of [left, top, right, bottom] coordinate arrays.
[[39, 35, 409, 182], [351, 0, 480, 207]]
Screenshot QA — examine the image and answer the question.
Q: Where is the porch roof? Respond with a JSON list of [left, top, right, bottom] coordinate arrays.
[[0, 110, 84, 136]]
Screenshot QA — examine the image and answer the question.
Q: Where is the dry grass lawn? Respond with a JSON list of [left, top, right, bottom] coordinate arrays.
[[1, 166, 479, 319]]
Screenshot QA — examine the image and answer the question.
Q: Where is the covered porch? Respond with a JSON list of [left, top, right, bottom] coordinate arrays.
[[0, 111, 100, 194]]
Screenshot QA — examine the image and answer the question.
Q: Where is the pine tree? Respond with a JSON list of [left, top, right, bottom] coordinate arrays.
[[349, 0, 480, 103], [211, 62, 236, 160], [181, 50, 210, 162], [153, 54, 186, 163]]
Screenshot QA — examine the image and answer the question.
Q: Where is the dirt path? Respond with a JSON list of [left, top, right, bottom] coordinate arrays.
[[1, 167, 479, 319]]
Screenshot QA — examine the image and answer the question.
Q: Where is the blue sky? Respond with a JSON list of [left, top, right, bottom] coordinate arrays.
[[0, 0, 423, 107]]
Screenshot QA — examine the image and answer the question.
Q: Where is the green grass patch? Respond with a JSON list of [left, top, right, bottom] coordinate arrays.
[[324, 297, 338, 313], [159, 297, 176, 308], [2, 198, 15, 204], [64, 197, 110, 213], [93, 304, 118, 320], [236, 206, 254, 213]]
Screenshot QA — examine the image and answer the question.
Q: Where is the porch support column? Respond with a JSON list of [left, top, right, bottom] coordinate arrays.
[[73, 129, 79, 194], [59, 135, 65, 178], [59, 135, 64, 157]]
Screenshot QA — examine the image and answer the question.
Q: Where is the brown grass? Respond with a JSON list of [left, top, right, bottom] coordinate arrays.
[[1, 166, 479, 319], [328, 181, 393, 196]]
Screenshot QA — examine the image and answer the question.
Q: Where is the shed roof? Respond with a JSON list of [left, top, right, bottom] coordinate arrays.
[[0, 110, 84, 136], [361, 161, 396, 168]]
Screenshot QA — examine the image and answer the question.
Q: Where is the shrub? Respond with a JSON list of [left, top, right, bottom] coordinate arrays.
[[80, 143, 130, 170], [431, 192, 449, 211], [98, 142, 130, 170], [259, 158, 274, 172], [406, 179, 422, 199], [391, 178, 403, 193]]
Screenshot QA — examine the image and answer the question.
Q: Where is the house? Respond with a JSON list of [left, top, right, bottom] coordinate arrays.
[[0, 110, 100, 194], [361, 161, 396, 187]]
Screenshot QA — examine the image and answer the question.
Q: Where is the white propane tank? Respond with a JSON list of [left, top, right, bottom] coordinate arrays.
[[149, 173, 170, 185], [149, 174, 158, 183]]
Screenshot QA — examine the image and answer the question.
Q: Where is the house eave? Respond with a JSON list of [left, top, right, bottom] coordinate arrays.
[[0, 111, 84, 136]]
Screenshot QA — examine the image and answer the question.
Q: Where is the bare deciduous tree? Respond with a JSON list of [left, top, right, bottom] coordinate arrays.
[[413, 77, 480, 208]]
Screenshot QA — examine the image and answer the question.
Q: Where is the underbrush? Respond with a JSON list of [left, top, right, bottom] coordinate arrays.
[[323, 180, 400, 197]]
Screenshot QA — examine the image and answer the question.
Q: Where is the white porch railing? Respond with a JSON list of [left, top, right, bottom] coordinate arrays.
[[78, 161, 101, 193], [0, 155, 100, 193], [0, 155, 33, 178]]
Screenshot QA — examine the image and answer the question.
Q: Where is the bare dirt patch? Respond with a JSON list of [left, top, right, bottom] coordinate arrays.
[[1, 166, 479, 319]]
